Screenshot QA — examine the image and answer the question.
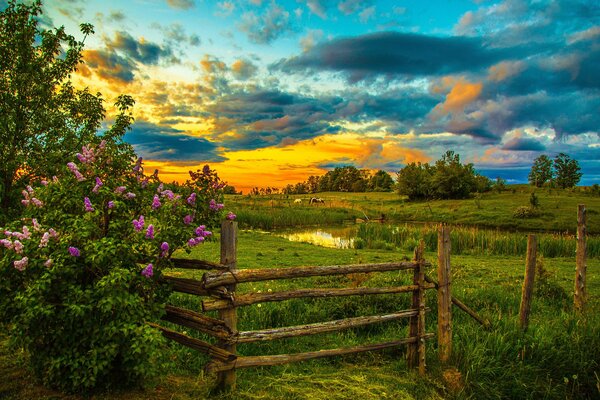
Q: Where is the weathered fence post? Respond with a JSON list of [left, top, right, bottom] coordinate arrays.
[[519, 234, 537, 330], [574, 204, 587, 312], [437, 225, 451, 363], [216, 220, 238, 391], [408, 240, 426, 373]]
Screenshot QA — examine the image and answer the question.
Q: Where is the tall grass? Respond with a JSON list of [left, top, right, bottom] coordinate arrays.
[[355, 223, 600, 258], [235, 208, 354, 230]]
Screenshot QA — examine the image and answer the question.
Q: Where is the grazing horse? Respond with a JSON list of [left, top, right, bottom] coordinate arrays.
[[309, 197, 325, 205], [294, 199, 302, 204]]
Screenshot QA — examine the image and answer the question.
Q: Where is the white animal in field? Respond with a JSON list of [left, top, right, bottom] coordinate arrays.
[[309, 197, 325, 205], [294, 199, 302, 204]]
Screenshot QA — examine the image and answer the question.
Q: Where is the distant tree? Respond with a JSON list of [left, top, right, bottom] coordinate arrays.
[[368, 170, 394, 192], [0, 0, 111, 222], [493, 177, 506, 193], [396, 162, 433, 200], [553, 153, 582, 189], [528, 155, 553, 187], [306, 175, 320, 193], [474, 175, 492, 193], [223, 185, 238, 194], [430, 151, 477, 199]]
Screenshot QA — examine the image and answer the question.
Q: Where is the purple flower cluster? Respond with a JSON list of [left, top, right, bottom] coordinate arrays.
[[133, 157, 143, 174], [67, 162, 85, 181], [187, 193, 196, 206], [21, 186, 43, 207], [161, 190, 175, 200], [226, 212, 236, 220], [160, 242, 169, 257], [114, 186, 127, 194], [14, 257, 28, 271], [92, 177, 103, 193], [39, 232, 50, 248], [141, 263, 153, 278], [107, 201, 115, 209], [4, 226, 32, 241], [76, 144, 96, 164], [84, 197, 94, 212], [133, 215, 145, 231], [209, 199, 224, 211], [152, 195, 161, 210], [183, 214, 193, 225], [146, 224, 155, 239], [68, 246, 80, 257], [188, 225, 212, 247]]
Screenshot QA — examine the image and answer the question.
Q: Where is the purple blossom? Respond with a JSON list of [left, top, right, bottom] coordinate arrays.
[[161, 190, 175, 200], [84, 197, 94, 212], [21, 200, 30, 206], [133, 157, 143, 173], [133, 215, 145, 231], [22, 189, 30, 199], [44, 259, 53, 268], [41, 180, 48, 186], [67, 162, 85, 181], [0, 239, 12, 249], [114, 186, 127, 194], [157, 183, 164, 193], [146, 224, 155, 239], [92, 177, 103, 193], [32, 218, 41, 231], [13, 240, 24, 254], [226, 212, 236, 220], [195, 225, 206, 236], [31, 198, 43, 207], [209, 199, 224, 211], [39, 232, 50, 248], [68, 246, 80, 257], [183, 214, 193, 225], [160, 241, 169, 257], [77, 144, 95, 164], [125, 192, 136, 199], [187, 236, 205, 247], [152, 195, 161, 210], [141, 263, 153, 278], [48, 228, 58, 238], [141, 179, 149, 189], [107, 201, 115, 209], [186, 192, 196, 205], [14, 257, 28, 271], [26, 186, 34, 194], [21, 226, 31, 239]]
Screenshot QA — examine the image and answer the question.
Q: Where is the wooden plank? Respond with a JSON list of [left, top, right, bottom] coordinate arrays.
[[202, 261, 425, 289], [171, 258, 228, 271], [424, 275, 491, 329], [519, 234, 537, 330], [235, 309, 423, 343], [416, 240, 427, 376], [162, 305, 232, 340], [437, 225, 452, 363], [574, 204, 587, 312], [216, 221, 238, 392], [202, 284, 436, 311], [206, 334, 436, 373], [149, 323, 236, 362], [161, 276, 210, 296], [407, 243, 423, 369]]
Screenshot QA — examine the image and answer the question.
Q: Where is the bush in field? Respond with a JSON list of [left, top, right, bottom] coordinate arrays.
[[513, 206, 538, 219], [0, 133, 227, 393]]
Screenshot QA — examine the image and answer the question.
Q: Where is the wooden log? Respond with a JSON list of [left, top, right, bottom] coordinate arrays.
[[206, 333, 436, 373], [416, 240, 427, 376], [424, 275, 491, 329], [519, 234, 537, 330], [437, 225, 452, 363], [202, 261, 424, 289], [162, 305, 232, 340], [574, 204, 587, 312], [407, 243, 423, 369], [235, 309, 423, 343], [216, 221, 238, 392], [149, 323, 236, 362], [171, 258, 228, 271], [202, 284, 436, 311], [161, 276, 210, 296]]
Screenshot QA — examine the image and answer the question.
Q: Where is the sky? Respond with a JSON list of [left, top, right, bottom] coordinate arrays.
[[8, 0, 600, 192]]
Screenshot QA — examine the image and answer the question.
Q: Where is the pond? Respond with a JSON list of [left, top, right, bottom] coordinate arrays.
[[277, 226, 357, 249]]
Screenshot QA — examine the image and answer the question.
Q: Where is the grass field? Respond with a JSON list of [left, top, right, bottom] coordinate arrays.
[[227, 187, 600, 234], [2, 230, 598, 399]]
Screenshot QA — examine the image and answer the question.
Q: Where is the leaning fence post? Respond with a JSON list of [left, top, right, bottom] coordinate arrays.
[[437, 225, 451, 363], [574, 204, 587, 312], [216, 220, 238, 391], [408, 241, 425, 370], [519, 234, 537, 330]]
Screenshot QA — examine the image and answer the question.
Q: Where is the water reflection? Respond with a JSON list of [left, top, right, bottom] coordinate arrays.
[[279, 227, 356, 249]]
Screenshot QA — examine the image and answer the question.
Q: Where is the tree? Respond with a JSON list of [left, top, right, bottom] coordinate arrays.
[[396, 162, 433, 200], [553, 153, 582, 189], [528, 155, 553, 187], [368, 170, 394, 191], [430, 151, 477, 199], [0, 1, 106, 223]]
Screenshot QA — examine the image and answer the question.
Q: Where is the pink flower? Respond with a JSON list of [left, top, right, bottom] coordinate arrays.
[[133, 215, 145, 231], [114, 186, 126, 194], [31, 198, 44, 207], [67, 162, 85, 181], [39, 232, 50, 248], [152, 195, 161, 210], [0, 239, 12, 249], [183, 214, 193, 225], [133, 157, 143, 173], [44, 259, 53, 268], [161, 190, 174, 200], [226, 212, 236, 220], [32, 218, 41, 231], [41, 180, 48, 186], [48, 228, 58, 238], [13, 240, 24, 254], [92, 177, 103, 193], [68, 246, 80, 257], [14, 257, 28, 271], [209, 199, 224, 211], [84, 197, 94, 212], [141, 263, 153, 278], [186, 193, 196, 206], [160, 241, 169, 257], [107, 201, 115, 209], [187, 237, 204, 247], [125, 192, 136, 199], [146, 224, 155, 239]]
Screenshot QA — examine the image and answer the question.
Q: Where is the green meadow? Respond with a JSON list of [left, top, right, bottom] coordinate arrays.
[[1, 189, 599, 399]]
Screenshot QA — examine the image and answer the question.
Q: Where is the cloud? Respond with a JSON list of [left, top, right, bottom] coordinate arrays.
[[358, 6, 375, 23], [231, 59, 258, 80], [274, 31, 508, 82], [501, 137, 546, 151], [338, 0, 375, 15], [300, 29, 324, 52], [238, 2, 292, 44], [124, 120, 225, 162], [82, 49, 136, 84], [151, 23, 201, 49], [106, 31, 173, 65], [306, 0, 331, 19], [166, 0, 195, 10], [216, 1, 235, 17]]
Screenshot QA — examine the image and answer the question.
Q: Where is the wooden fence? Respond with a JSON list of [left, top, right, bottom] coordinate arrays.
[[152, 221, 475, 392]]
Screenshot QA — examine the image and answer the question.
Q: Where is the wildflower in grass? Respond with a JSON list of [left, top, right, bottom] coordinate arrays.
[[13, 240, 24, 254], [132, 215, 145, 231], [160, 242, 169, 257], [107, 201, 115, 209], [141, 263, 153, 278], [14, 257, 28, 271], [68, 246, 80, 257], [152, 195, 161, 210], [84, 197, 94, 212], [146, 224, 155, 239], [39, 232, 50, 248], [44, 259, 53, 268], [114, 186, 126, 194], [92, 177, 103, 193], [183, 214, 193, 225], [187, 193, 196, 206], [226, 212, 236, 220]]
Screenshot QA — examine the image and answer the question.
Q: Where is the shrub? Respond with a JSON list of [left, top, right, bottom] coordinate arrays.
[[513, 206, 539, 219], [0, 138, 228, 393]]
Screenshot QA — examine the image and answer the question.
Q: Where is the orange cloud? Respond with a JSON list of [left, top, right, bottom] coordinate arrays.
[[430, 77, 483, 118], [488, 61, 524, 82]]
